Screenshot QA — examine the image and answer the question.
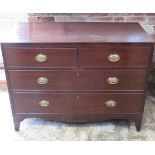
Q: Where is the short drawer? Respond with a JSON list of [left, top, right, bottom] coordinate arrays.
[[79, 46, 150, 68], [12, 92, 144, 114], [4, 47, 76, 68], [8, 70, 146, 91]]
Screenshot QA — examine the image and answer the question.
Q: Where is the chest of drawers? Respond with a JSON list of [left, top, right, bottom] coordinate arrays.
[[1, 22, 154, 131]]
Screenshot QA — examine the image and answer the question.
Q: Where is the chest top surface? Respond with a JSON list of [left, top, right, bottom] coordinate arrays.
[[0, 22, 153, 44]]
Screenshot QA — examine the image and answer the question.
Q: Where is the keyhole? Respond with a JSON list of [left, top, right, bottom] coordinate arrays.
[[76, 95, 80, 99], [76, 72, 80, 77]]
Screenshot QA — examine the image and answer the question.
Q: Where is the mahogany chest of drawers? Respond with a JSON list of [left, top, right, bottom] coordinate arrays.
[[1, 22, 154, 131]]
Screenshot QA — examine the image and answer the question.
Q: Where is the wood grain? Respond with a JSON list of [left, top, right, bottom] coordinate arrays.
[[12, 92, 144, 114], [1, 22, 154, 131], [8, 70, 146, 91], [1, 22, 153, 43], [4, 47, 76, 68], [79, 47, 150, 68]]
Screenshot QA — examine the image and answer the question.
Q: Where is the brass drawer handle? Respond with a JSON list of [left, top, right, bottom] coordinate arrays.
[[107, 77, 119, 85], [35, 53, 47, 62], [39, 100, 50, 107], [105, 100, 117, 107], [108, 54, 120, 62], [37, 77, 48, 84]]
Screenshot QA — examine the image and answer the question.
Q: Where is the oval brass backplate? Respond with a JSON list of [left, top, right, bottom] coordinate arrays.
[[108, 54, 120, 62], [105, 100, 117, 107], [107, 77, 119, 85], [35, 53, 47, 62], [37, 77, 48, 85], [38, 100, 50, 107]]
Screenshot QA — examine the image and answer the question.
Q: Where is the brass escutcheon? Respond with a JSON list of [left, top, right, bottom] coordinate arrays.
[[38, 100, 50, 107], [105, 100, 117, 107], [107, 77, 119, 85], [37, 77, 48, 85], [35, 53, 47, 62], [108, 54, 120, 62]]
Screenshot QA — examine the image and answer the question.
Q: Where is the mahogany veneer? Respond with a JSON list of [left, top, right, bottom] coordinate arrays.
[[12, 92, 144, 114], [8, 70, 146, 91], [1, 22, 154, 131]]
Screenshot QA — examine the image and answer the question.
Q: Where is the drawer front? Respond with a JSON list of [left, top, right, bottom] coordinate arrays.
[[4, 47, 76, 68], [12, 92, 144, 114], [79, 47, 150, 68], [9, 70, 146, 91]]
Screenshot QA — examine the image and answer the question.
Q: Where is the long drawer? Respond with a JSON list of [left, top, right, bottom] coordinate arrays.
[[79, 47, 150, 68], [8, 70, 146, 91], [4, 47, 76, 68], [12, 92, 144, 114]]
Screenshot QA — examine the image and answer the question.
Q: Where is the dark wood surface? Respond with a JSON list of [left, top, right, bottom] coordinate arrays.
[[8, 70, 146, 91], [3, 45, 151, 69], [12, 92, 144, 114], [4, 47, 76, 68], [79, 47, 150, 68], [0, 22, 153, 43], [1, 22, 154, 131]]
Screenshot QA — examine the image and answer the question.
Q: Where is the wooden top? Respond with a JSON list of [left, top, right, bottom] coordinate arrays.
[[1, 22, 153, 43]]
